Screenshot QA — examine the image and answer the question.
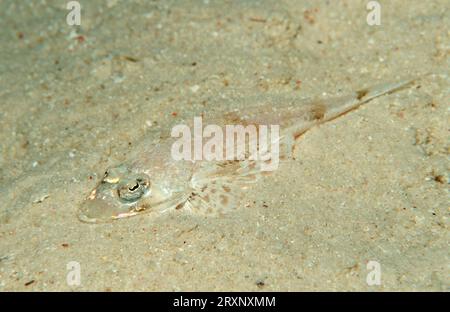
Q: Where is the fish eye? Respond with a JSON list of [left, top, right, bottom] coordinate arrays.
[[117, 176, 150, 203], [128, 182, 139, 191]]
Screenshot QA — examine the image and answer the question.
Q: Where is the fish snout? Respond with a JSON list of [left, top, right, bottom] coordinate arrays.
[[78, 186, 138, 223], [78, 169, 153, 222]]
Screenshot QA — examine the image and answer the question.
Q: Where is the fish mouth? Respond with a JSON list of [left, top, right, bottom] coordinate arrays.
[[78, 189, 141, 223]]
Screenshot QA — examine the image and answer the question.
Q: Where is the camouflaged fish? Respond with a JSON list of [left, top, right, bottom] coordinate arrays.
[[78, 79, 414, 223]]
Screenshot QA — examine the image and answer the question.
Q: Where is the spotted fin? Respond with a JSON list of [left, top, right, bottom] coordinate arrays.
[[185, 161, 260, 215], [186, 176, 256, 216]]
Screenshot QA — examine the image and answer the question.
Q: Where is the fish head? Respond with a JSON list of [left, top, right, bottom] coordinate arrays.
[[78, 164, 160, 223]]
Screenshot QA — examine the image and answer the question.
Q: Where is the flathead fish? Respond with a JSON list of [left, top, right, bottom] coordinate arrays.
[[78, 79, 414, 223]]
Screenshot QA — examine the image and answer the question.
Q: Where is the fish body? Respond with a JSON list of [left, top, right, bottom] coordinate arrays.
[[78, 79, 413, 223]]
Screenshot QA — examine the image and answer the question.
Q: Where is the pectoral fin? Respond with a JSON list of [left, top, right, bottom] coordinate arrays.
[[186, 161, 259, 216]]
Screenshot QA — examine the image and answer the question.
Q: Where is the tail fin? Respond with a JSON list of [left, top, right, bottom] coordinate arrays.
[[356, 79, 415, 103], [324, 78, 415, 121]]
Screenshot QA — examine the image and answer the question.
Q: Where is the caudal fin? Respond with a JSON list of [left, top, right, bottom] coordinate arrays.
[[324, 78, 416, 121]]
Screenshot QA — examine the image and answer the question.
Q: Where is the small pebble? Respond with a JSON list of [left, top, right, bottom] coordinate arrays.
[[190, 85, 200, 93]]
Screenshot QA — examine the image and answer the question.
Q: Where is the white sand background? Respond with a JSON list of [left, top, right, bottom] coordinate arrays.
[[0, 0, 448, 291]]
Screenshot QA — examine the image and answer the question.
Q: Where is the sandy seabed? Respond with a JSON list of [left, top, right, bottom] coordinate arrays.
[[0, 0, 448, 291]]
